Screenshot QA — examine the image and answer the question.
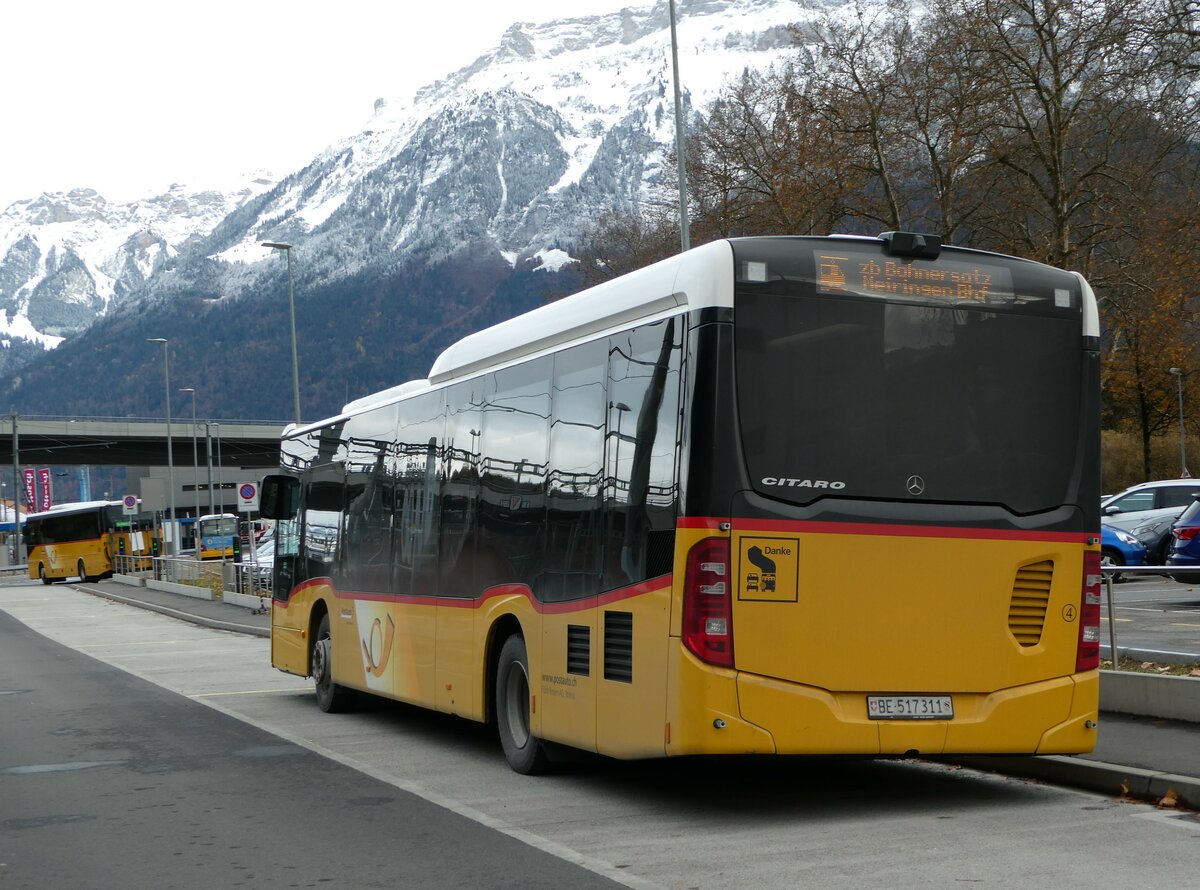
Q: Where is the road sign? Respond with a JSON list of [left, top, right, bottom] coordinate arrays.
[[238, 482, 259, 513], [122, 494, 138, 516]]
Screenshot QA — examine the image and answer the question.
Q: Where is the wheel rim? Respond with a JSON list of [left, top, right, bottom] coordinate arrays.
[[313, 636, 331, 692], [78, 560, 86, 580], [503, 660, 531, 749], [38, 565, 45, 580]]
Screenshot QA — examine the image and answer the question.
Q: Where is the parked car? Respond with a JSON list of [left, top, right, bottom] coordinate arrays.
[[1101, 523, 1147, 580], [1165, 495, 1200, 584], [1102, 480, 1199, 554]]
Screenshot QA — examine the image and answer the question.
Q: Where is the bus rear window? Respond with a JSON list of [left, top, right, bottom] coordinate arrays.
[[733, 239, 1085, 515]]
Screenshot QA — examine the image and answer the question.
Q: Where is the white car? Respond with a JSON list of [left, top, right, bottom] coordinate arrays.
[[1102, 480, 1200, 560]]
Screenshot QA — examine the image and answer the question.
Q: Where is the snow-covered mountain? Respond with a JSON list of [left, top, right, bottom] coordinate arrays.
[[0, 177, 274, 345], [215, 0, 804, 278], [0, 0, 817, 416]]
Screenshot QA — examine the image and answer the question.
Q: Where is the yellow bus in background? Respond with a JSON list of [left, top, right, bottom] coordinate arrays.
[[25, 500, 125, 584], [262, 233, 1102, 773]]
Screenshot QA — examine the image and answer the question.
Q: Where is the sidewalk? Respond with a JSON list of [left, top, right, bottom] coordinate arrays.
[[51, 577, 1200, 810]]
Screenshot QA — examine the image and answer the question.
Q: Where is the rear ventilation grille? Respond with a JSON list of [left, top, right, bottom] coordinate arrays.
[[604, 611, 633, 683], [567, 625, 590, 676], [1009, 559, 1053, 647]]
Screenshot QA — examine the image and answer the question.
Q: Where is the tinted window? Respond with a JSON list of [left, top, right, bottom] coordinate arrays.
[[394, 391, 444, 596], [340, 404, 397, 593], [441, 380, 484, 597], [1158, 486, 1200, 510], [604, 318, 682, 589], [1110, 491, 1156, 513], [477, 358, 551, 593], [1177, 497, 1200, 525], [733, 240, 1084, 514], [542, 339, 608, 602]]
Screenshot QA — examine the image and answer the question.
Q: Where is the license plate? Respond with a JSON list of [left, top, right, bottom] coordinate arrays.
[[867, 695, 954, 720]]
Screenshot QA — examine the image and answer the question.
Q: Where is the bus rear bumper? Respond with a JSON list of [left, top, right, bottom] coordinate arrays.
[[666, 647, 1099, 756], [735, 670, 1098, 756]]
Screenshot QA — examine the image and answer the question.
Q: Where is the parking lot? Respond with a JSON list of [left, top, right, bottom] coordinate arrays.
[[1103, 571, 1200, 664]]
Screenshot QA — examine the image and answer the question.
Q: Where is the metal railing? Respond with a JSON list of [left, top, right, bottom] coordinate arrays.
[[112, 553, 271, 603]]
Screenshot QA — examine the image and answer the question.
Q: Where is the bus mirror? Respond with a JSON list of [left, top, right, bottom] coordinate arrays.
[[260, 475, 300, 520]]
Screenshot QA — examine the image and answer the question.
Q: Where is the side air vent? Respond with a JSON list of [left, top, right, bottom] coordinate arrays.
[[604, 611, 633, 683], [1009, 559, 1054, 647], [567, 625, 590, 676]]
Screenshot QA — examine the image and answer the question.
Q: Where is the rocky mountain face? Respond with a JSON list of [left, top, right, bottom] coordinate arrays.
[[0, 0, 812, 420], [0, 182, 274, 349]]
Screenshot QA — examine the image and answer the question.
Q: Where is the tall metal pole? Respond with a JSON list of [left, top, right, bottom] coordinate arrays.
[[10, 412, 20, 563], [214, 423, 223, 513], [147, 338, 176, 553], [181, 388, 201, 527], [1171, 367, 1189, 478], [669, 0, 690, 252], [205, 422, 215, 514], [262, 242, 301, 424]]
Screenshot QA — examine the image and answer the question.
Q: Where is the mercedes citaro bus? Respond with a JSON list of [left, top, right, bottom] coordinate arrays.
[[260, 232, 1100, 773]]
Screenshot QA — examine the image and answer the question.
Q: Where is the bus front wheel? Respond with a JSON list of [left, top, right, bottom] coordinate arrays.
[[77, 559, 90, 583], [38, 565, 52, 586], [312, 613, 352, 713], [495, 634, 549, 775]]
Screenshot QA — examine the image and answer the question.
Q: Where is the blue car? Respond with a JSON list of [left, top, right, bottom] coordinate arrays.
[[1101, 523, 1147, 580], [1166, 496, 1200, 583]]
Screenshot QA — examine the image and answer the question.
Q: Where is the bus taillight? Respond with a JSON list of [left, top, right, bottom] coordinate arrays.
[[1076, 550, 1102, 672], [683, 537, 734, 669]]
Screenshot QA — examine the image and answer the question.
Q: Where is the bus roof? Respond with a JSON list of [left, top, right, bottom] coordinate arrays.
[[285, 239, 736, 439], [25, 500, 121, 521]]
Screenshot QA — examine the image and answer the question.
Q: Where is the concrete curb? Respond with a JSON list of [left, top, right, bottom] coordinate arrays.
[[73, 584, 269, 638], [948, 754, 1200, 809], [1101, 670, 1200, 723]]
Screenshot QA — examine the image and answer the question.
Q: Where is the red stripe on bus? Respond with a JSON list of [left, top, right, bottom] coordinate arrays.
[[277, 575, 671, 613], [677, 516, 1090, 543]]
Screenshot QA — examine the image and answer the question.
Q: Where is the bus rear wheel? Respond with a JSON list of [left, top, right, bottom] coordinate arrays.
[[77, 559, 90, 583], [495, 634, 549, 775], [312, 613, 352, 713]]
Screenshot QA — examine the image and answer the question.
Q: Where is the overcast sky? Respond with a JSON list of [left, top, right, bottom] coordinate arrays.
[[0, 0, 639, 211]]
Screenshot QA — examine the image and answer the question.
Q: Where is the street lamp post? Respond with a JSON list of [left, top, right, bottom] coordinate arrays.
[[181, 387, 201, 531], [147, 338, 177, 554], [214, 423, 223, 513], [204, 422, 215, 514], [8, 413, 19, 562], [668, 0, 690, 252], [1170, 367, 1190, 478], [262, 242, 302, 425]]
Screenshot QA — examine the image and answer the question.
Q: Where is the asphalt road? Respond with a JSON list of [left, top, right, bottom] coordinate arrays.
[[1102, 573, 1200, 663], [0, 606, 622, 890], [3, 582, 1200, 889]]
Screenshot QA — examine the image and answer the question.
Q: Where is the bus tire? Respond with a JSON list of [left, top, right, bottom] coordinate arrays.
[[39, 564, 52, 586], [77, 559, 90, 583], [312, 613, 352, 713], [495, 634, 549, 775]]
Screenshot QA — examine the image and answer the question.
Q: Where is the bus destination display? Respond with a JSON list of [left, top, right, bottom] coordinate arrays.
[[815, 249, 1017, 305]]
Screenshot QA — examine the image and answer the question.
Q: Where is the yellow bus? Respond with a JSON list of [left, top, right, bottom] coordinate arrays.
[[25, 500, 125, 584], [262, 233, 1101, 773]]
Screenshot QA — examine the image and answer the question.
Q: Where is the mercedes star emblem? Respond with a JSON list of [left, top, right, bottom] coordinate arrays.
[[906, 475, 926, 496]]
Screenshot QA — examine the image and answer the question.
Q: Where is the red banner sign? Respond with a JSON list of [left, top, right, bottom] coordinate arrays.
[[37, 468, 52, 511], [22, 468, 36, 514]]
